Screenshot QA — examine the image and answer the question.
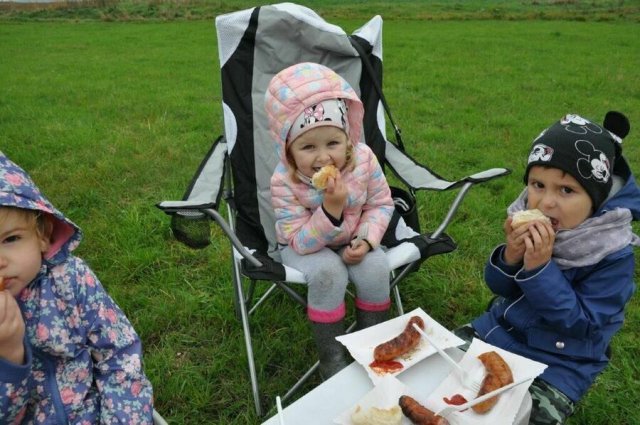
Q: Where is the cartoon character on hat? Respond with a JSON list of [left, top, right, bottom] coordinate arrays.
[[524, 111, 630, 211]]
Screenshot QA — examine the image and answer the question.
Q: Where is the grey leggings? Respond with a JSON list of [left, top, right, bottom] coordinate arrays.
[[280, 245, 390, 312]]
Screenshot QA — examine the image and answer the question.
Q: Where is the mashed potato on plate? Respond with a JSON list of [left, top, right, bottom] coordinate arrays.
[[350, 404, 402, 425]]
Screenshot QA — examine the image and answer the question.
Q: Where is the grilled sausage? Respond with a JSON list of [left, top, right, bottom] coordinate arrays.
[[399, 395, 449, 425], [473, 351, 514, 414], [374, 316, 425, 362]]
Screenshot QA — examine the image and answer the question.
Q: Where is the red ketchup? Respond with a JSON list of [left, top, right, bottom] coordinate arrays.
[[443, 394, 468, 407], [369, 359, 404, 374]]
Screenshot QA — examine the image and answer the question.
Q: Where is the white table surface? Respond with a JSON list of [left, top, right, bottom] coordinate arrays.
[[262, 347, 531, 425]]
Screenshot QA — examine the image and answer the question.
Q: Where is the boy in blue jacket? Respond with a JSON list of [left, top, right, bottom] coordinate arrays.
[[458, 112, 639, 424], [0, 152, 154, 424]]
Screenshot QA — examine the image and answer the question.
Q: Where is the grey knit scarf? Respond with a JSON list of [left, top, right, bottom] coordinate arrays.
[[507, 189, 640, 270]]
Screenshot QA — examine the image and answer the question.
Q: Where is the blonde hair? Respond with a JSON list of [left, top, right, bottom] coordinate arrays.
[[0, 207, 51, 239]]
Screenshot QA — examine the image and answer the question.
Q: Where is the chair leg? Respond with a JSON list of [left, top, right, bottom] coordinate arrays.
[[232, 260, 263, 416], [392, 284, 404, 316], [282, 361, 320, 402]]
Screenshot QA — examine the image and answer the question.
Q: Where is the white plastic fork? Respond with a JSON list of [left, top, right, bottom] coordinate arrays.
[[412, 323, 484, 393], [276, 396, 285, 425], [434, 376, 534, 421]]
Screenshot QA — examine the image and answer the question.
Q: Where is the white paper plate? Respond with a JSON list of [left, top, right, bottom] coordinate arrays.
[[336, 307, 465, 384], [418, 338, 548, 425]]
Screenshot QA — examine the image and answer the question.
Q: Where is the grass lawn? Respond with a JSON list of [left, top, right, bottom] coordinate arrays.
[[1, 2, 639, 424]]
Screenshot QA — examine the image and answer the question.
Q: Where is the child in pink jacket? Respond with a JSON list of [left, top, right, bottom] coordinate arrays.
[[265, 62, 395, 378]]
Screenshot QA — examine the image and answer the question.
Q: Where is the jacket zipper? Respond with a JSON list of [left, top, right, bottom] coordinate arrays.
[[33, 348, 68, 425]]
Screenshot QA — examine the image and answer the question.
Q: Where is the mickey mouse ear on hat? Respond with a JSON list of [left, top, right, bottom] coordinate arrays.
[[604, 111, 630, 140]]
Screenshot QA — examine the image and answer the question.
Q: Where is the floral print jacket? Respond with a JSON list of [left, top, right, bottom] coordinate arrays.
[[0, 152, 154, 424]]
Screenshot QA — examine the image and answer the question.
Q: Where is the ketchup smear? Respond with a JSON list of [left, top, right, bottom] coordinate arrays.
[[369, 359, 404, 373], [443, 394, 468, 406]]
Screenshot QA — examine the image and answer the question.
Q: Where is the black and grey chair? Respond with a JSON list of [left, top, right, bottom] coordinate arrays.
[[157, 2, 510, 417]]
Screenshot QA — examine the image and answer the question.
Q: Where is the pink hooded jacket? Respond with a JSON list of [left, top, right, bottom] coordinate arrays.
[[265, 62, 394, 254]]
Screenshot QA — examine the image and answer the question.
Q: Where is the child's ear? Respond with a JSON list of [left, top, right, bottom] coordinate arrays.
[[39, 215, 54, 254]]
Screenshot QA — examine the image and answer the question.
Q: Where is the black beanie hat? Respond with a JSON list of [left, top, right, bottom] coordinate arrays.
[[524, 112, 630, 210]]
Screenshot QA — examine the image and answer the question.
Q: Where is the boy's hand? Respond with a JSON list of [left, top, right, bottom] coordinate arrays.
[[523, 220, 555, 270], [342, 239, 370, 264], [322, 172, 348, 219], [0, 289, 26, 365], [503, 216, 530, 265]]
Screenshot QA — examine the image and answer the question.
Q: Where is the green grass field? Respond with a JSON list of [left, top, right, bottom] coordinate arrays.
[[1, 1, 639, 424]]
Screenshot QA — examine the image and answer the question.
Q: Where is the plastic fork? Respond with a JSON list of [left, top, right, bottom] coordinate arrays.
[[276, 396, 285, 425], [434, 376, 534, 421], [412, 323, 484, 393]]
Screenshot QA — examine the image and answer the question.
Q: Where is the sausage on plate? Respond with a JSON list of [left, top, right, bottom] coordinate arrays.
[[373, 316, 425, 362], [472, 351, 514, 414], [399, 395, 449, 425]]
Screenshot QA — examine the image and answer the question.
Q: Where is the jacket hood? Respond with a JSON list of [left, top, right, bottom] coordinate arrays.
[[599, 156, 640, 220], [264, 62, 364, 160], [0, 151, 81, 265]]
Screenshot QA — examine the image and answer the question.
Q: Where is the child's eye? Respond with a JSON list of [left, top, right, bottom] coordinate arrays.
[[3, 235, 20, 244], [560, 186, 574, 194], [530, 181, 544, 189]]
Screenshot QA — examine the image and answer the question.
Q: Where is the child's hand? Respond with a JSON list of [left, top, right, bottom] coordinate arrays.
[[342, 239, 370, 264], [322, 172, 348, 219], [0, 289, 26, 364], [503, 216, 529, 265], [523, 220, 555, 270]]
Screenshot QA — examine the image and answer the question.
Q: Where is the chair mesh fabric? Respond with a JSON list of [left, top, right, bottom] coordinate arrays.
[[170, 212, 211, 249]]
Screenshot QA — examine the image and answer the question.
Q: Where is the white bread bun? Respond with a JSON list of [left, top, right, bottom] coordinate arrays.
[[511, 209, 550, 229], [311, 165, 339, 189], [351, 405, 402, 425]]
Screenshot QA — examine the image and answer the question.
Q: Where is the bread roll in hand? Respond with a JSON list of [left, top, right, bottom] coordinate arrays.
[[311, 165, 339, 189], [511, 209, 550, 229]]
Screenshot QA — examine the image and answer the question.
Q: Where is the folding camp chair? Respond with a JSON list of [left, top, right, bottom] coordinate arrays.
[[157, 2, 510, 417]]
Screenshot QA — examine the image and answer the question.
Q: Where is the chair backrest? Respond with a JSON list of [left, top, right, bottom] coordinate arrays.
[[216, 3, 388, 256]]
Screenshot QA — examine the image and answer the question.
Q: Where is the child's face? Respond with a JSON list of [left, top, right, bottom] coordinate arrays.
[[526, 165, 593, 231], [0, 210, 50, 297], [287, 126, 349, 178]]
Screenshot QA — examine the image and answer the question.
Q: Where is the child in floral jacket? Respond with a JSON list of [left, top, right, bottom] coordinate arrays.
[[0, 152, 154, 424]]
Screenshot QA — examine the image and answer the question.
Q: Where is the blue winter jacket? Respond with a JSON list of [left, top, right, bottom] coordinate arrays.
[[472, 160, 640, 402]]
